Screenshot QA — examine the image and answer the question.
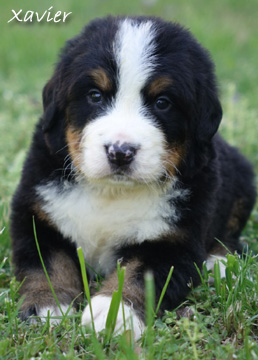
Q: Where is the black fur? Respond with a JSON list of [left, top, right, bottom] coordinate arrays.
[[10, 16, 256, 324]]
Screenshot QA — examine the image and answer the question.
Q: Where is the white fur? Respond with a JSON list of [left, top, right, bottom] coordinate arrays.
[[79, 19, 166, 184], [206, 255, 227, 282], [114, 19, 157, 95], [80, 110, 166, 183], [81, 295, 145, 340], [37, 304, 74, 325], [37, 180, 188, 276]]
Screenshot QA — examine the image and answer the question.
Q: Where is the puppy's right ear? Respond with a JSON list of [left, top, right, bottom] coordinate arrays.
[[42, 75, 59, 133]]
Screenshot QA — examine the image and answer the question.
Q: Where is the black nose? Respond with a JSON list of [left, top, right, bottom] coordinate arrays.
[[105, 143, 137, 167]]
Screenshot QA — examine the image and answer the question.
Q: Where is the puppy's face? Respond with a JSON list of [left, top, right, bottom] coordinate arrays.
[[67, 20, 181, 185], [42, 17, 222, 185]]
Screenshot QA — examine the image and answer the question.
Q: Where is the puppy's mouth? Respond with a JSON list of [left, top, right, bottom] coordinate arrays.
[[105, 170, 135, 185]]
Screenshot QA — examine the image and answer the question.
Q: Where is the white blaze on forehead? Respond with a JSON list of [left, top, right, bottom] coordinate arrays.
[[114, 18, 157, 107]]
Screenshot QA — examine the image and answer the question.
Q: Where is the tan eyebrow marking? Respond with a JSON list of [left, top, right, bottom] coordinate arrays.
[[148, 77, 172, 97], [90, 68, 112, 92]]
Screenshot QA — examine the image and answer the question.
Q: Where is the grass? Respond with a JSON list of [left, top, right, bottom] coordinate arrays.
[[0, 0, 258, 358], [2, 254, 258, 359]]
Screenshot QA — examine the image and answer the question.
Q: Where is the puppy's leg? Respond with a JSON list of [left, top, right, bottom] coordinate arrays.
[[82, 261, 145, 340], [11, 199, 84, 323], [206, 254, 227, 282], [17, 251, 83, 323], [82, 241, 204, 340]]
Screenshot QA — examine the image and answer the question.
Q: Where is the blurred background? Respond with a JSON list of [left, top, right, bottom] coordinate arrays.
[[0, 0, 257, 251]]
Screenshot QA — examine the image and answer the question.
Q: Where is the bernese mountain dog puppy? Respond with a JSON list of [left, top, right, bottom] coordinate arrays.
[[11, 16, 256, 339]]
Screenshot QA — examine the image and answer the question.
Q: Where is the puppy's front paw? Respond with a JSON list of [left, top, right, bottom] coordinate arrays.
[[37, 304, 74, 325], [81, 295, 145, 340], [206, 255, 227, 283], [20, 303, 74, 325]]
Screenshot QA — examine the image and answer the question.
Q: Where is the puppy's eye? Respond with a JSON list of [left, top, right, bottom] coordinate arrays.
[[88, 89, 102, 104], [155, 97, 171, 111]]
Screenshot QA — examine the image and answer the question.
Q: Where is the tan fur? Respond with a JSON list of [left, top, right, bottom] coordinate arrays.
[[98, 260, 145, 318], [226, 198, 246, 238], [148, 77, 172, 97], [65, 126, 82, 170], [90, 68, 112, 92], [19, 251, 83, 313], [207, 243, 228, 257], [32, 201, 52, 224], [162, 144, 185, 178]]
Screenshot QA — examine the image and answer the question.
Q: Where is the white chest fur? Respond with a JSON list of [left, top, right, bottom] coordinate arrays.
[[37, 180, 185, 276]]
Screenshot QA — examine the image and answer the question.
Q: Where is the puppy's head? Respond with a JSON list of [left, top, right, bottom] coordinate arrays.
[[42, 16, 222, 186]]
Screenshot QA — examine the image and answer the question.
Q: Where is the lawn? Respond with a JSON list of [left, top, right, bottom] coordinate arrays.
[[0, 0, 257, 358]]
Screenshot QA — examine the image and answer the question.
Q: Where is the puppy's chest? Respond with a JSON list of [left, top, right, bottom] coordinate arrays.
[[37, 181, 181, 274]]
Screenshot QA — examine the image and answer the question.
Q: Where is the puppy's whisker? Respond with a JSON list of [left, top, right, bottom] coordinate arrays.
[[163, 159, 181, 176], [56, 144, 69, 154]]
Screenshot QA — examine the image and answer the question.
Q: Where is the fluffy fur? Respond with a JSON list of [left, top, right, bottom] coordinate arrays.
[[11, 16, 256, 338]]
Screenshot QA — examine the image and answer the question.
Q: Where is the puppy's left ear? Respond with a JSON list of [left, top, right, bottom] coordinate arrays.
[[195, 88, 223, 143], [42, 75, 59, 133], [40, 68, 67, 156]]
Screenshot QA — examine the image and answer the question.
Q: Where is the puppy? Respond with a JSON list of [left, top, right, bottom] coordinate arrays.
[[11, 16, 256, 339]]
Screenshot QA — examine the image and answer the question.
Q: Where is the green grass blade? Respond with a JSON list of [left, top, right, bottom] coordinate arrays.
[[104, 262, 125, 343], [225, 266, 233, 291], [155, 266, 173, 315], [33, 217, 63, 317], [105, 291, 119, 342], [145, 271, 155, 329], [77, 247, 95, 333], [91, 334, 107, 359], [144, 271, 155, 358], [213, 261, 221, 297]]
